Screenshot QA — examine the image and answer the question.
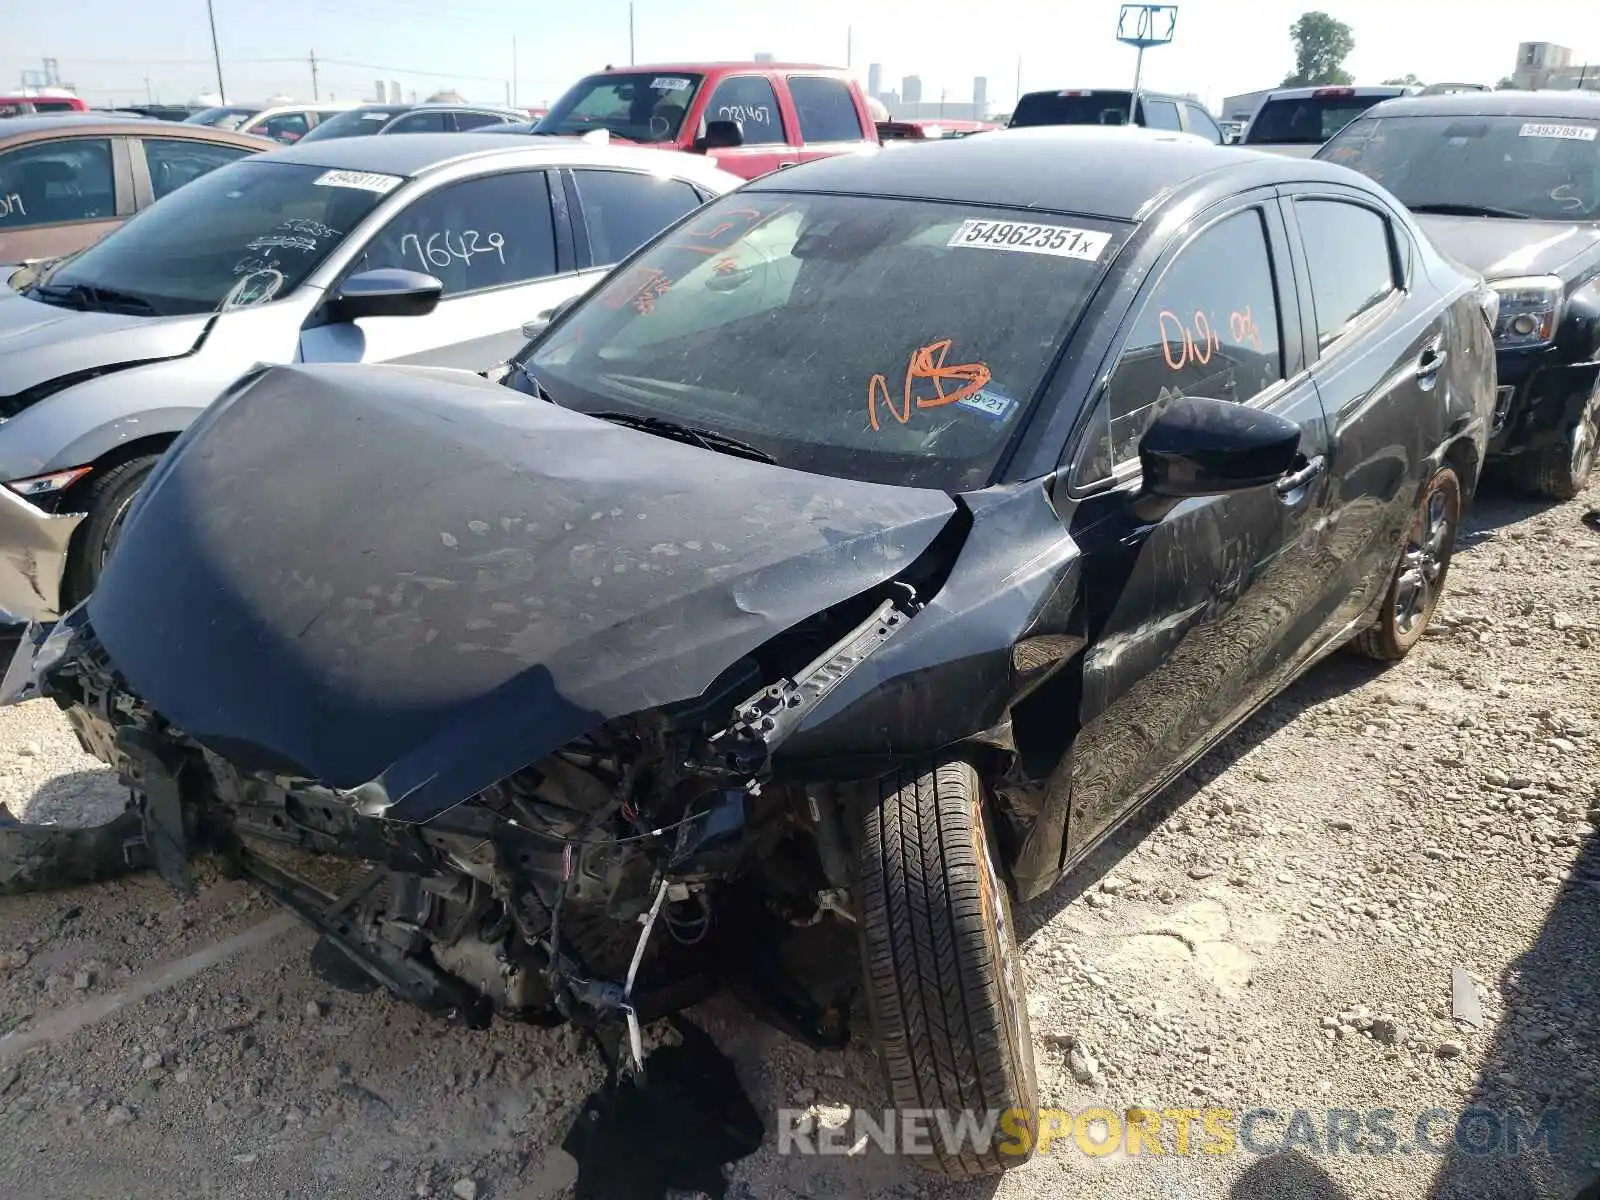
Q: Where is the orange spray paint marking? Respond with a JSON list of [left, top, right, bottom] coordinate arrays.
[[868, 339, 993, 432]]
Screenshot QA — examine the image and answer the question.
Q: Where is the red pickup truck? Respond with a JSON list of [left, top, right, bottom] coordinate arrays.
[[536, 62, 879, 178]]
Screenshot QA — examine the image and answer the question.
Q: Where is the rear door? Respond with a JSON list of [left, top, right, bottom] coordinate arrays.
[[697, 73, 797, 177], [563, 166, 707, 269], [0, 133, 132, 263], [452, 110, 515, 131], [382, 110, 451, 134], [785, 74, 872, 165], [1060, 194, 1332, 859], [1180, 101, 1225, 144], [297, 167, 586, 370], [130, 135, 255, 208], [1277, 187, 1447, 646]]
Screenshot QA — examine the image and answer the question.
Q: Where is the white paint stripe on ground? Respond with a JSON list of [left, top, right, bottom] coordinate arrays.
[[0, 911, 301, 1062]]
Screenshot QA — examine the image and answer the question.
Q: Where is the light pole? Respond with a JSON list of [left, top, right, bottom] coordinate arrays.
[[205, 0, 226, 102], [1115, 4, 1177, 124]]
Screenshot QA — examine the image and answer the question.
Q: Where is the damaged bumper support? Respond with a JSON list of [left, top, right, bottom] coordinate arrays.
[[0, 485, 84, 623]]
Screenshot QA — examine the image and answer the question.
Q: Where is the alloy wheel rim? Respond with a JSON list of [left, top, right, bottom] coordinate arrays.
[[1394, 487, 1451, 635], [1570, 388, 1600, 484]]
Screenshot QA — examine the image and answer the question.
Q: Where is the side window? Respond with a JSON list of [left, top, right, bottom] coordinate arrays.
[[703, 76, 784, 145], [385, 111, 450, 134], [143, 138, 252, 201], [453, 112, 512, 131], [787, 76, 864, 143], [259, 112, 310, 143], [0, 138, 115, 228], [1077, 208, 1286, 485], [1183, 103, 1224, 143], [353, 171, 557, 297], [1141, 98, 1182, 131], [1294, 199, 1397, 348], [572, 169, 702, 265]]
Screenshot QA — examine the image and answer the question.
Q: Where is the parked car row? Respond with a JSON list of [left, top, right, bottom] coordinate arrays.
[[0, 67, 1593, 1191]]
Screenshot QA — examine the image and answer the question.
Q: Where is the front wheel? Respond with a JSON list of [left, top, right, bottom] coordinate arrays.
[[855, 760, 1037, 1178], [61, 455, 160, 607], [1349, 466, 1461, 661], [1525, 380, 1600, 501]]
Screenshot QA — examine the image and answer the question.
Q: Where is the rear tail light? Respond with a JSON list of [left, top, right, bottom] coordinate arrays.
[[1313, 87, 1355, 98], [1056, 90, 1092, 97]]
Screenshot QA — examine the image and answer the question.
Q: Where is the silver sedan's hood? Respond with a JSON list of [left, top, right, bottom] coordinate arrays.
[[0, 287, 213, 397]]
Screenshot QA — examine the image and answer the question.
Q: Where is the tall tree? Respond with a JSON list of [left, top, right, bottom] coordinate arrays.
[[1282, 12, 1355, 87]]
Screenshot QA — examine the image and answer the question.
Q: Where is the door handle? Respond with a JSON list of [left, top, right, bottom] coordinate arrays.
[[1416, 338, 1448, 380], [1274, 454, 1327, 495]]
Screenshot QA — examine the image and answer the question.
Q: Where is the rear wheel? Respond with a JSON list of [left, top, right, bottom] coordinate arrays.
[[1525, 380, 1600, 501], [855, 760, 1037, 1178], [1349, 466, 1461, 661], [61, 455, 160, 607]]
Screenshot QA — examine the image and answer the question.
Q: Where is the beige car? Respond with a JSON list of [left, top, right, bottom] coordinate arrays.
[[0, 115, 273, 266]]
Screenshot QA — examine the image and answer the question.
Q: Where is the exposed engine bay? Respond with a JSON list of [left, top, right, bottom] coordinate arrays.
[[37, 586, 920, 1062]]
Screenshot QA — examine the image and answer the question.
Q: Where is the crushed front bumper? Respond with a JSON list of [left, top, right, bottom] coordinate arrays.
[[0, 485, 83, 623]]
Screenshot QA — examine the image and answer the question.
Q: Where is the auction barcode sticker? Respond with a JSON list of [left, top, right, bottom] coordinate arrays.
[[1518, 122, 1598, 142], [651, 76, 692, 91], [947, 219, 1111, 261], [313, 169, 405, 194]]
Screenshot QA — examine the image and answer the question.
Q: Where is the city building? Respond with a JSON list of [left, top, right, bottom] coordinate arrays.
[[754, 51, 775, 63], [902, 74, 923, 104], [868, 63, 883, 99], [973, 75, 988, 114], [1510, 41, 1598, 90]]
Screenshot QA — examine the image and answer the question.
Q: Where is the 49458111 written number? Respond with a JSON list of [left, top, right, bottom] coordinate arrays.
[[947, 219, 1110, 262]]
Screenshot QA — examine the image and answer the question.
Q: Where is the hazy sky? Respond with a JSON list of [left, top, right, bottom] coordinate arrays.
[[6, 0, 1599, 111]]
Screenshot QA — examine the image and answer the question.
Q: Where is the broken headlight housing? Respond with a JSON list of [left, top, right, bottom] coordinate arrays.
[[1490, 276, 1564, 350]]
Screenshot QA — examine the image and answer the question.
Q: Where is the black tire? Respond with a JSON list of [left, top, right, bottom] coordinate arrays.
[[1349, 466, 1461, 661], [1524, 382, 1600, 501], [61, 455, 160, 607], [856, 760, 1037, 1178]]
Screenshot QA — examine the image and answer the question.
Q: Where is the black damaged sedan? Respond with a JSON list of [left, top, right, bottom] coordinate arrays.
[[6, 129, 1497, 1177]]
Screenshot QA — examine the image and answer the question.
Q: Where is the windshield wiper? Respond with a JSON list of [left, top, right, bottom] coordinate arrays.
[[1409, 202, 1532, 220], [589, 411, 777, 464], [29, 282, 157, 314]]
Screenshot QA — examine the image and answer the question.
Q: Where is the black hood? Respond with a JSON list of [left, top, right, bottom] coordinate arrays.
[[87, 364, 958, 820], [1413, 214, 1600, 281]]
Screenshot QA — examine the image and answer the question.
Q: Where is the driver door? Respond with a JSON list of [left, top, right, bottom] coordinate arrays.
[[298, 168, 586, 371], [1060, 198, 1333, 859]]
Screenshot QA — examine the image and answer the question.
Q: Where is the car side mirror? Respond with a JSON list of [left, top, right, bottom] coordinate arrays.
[[520, 296, 579, 340], [330, 268, 443, 321], [693, 119, 744, 152], [1136, 394, 1302, 505]]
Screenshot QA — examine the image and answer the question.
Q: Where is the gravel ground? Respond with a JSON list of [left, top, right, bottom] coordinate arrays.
[[0, 478, 1596, 1200]]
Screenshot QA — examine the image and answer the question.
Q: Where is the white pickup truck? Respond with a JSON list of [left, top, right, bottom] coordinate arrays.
[[1237, 85, 1413, 156]]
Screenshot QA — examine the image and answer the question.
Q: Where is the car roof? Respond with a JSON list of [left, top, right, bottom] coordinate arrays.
[[1020, 86, 1188, 100], [0, 115, 274, 147], [403, 103, 524, 115], [0, 114, 152, 134], [257, 132, 744, 184], [602, 61, 838, 73], [1263, 85, 1410, 100], [742, 127, 1347, 221], [1359, 89, 1600, 119]]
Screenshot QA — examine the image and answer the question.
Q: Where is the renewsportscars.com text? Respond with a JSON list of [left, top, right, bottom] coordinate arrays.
[[778, 1105, 1562, 1159]]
